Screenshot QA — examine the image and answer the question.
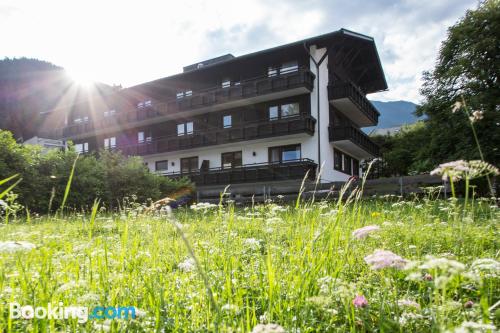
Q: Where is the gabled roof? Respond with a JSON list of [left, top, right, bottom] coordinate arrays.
[[127, 28, 388, 95]]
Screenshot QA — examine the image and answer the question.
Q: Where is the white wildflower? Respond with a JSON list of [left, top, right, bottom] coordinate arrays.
[[446, 321, 496, 333], [178, 258, 196, 272], [430, 160, 499, 182], [469, 110, 484, 123], [0, 241, 36, 253], [364, 250, 407, 270], [221, 303, 240, 313], [397, 299, 420, 309], [470, 258, 500, 278], [251, 323, 286, 333], [352, 225, 380, 239], [451, 101, 462, 113], [190, 202, 218, 211], [419, 256, 465, 274], [244, 238, 262, 250]]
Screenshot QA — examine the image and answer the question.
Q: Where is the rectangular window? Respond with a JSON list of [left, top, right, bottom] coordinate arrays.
[[75, 142, 88, 153], [221, 151, 242, 169], [280, 61, 299, 75], [268, 66, 278, 77], [334, 149, 342, 171], [137, 100, 152, 108], [104, 137, 116, 149], [155, 160, 169, 171], [343, 155, 352, 174], [74, 117, 82, 123], [176, 92, 184, 99], [223, 115, 232, 128], [353, 159, 360, 176], [280, 103, 300, 118], [138, 131, 145, 143], [177, 124, 185, 136], [269, 106, 279, 121], [269, 103, 300, 120], [177, 122, 194, 136], [185, 90, 192, 97], [186, 122, 193, 135], [181, 157, 198, 173], [222, 79, 231, 89], [104, 109, 116, 117], [269, 144, 301, 163]]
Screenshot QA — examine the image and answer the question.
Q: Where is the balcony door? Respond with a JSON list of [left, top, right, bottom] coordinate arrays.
[[181, 156, 198, 174], [221, 151, 242, 169], [268, 144, 301, 163]]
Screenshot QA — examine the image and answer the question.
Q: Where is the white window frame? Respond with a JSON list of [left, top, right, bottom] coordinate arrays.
[[104, 137, 116, 149], [75, 142, 88, 154], [223, 115, 232, 128]]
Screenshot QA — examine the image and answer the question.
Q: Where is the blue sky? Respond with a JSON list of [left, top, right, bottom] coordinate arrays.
[[0, 0, 478, 103]]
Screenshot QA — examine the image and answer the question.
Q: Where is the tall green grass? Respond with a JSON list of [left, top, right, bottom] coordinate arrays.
[[0, 195, 498, 332]]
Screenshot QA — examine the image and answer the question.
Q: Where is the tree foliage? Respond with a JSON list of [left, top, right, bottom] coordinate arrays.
[[374, 1, 499, 177], [415, 0, 500, 168], [0, 130, 192, 213]]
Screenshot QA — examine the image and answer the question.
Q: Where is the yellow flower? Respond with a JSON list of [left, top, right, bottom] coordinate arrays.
[[371, 212, 381, 218]]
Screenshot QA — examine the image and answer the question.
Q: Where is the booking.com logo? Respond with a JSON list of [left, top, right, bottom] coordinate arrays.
[[9, 302, 136, 323]]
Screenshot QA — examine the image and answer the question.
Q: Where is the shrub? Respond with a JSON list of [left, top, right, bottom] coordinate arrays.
[[0, 130, 193, 213]]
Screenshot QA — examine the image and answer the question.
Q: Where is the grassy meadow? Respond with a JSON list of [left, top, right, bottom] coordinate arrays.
[[0, 194, 498, 332]]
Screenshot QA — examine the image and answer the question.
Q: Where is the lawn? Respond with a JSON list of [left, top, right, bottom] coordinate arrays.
[[0, 195, 498, 332]]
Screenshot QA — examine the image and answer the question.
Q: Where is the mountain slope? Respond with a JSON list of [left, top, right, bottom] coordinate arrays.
[[362, 100, 422, 134]]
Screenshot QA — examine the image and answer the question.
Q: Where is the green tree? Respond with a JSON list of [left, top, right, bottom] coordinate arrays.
[[416, 0, 500, 168]]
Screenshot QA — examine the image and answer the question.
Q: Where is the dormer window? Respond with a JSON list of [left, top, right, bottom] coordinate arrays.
[[197, 63, 204, 69]]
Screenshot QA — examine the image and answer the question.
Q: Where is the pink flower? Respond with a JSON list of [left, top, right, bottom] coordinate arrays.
[[353, 295, 368, 308], [364, 250, 407, 270], [464, 300, 474, 308], [352, 225, 380, 239]]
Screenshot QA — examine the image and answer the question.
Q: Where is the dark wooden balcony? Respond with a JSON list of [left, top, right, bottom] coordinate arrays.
[[62, 68, 315, 139], [328, 81, 379, 127], [329, 124, 379, 158], [162, 158, 317, 186], [120, 114, 316, 156]]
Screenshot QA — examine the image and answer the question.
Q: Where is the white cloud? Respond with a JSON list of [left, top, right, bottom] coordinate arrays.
[[0, 0, 478, 102]]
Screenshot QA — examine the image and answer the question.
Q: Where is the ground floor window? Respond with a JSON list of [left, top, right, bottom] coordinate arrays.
[[155, 160, 168, 172], [221, 151, 242, 169], [269, 144, 301, 163], [104, 137, 116, 149], [75, 142, 89, 154], [181, 156, 198, 173], [333, 148, 359, 176], [353, 159, 360, 176]]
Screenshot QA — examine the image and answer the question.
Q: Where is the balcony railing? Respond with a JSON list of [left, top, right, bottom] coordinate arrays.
[[329, 124, 379, 157], [160, 158, 317, 186], [119, 115, 316, 156], [328, 80, 379, 126], [62, 68, 315, 138]]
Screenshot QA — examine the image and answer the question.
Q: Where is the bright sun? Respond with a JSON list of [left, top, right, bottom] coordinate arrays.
[[67, 68, 96, 87]]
